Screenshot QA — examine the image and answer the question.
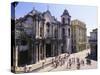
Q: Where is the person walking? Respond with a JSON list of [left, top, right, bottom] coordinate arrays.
[[76, 58, 80, 69], [68, 59, 72, 69], [81, 59, 84, 66], [42, 61, 45, 69], [77, 62, 80, 69], [86, 59, 91, 65], [24, 64, 27, 73]]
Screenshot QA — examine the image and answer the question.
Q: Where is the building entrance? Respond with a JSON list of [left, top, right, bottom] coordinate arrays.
[[18, 50, 29, 66], [46, 44, 51, 57]]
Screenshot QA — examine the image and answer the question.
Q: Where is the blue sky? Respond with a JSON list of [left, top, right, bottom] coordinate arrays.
[[14, 2, 98, 36]]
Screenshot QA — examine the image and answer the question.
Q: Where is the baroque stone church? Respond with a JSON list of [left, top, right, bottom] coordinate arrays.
[[12, 8, 71, 70]]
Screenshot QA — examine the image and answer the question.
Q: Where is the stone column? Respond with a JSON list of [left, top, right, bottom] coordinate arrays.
[[51, 43, 53, 57], [52, 43, 54, 56], [36, 20, 39, 38], [31, 43, 34, 64], [44, 44, 46, 59], [36, 44, 38, 63], [39, 43, 41, 61], [58, 43, 60, 55]]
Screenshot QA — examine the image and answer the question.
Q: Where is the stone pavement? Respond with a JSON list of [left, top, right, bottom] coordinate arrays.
[[37, 49, 97, 72], [16, 49, 97, 73]]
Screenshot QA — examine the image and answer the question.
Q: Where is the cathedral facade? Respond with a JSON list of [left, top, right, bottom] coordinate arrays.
[[12, 8, 71, 71]]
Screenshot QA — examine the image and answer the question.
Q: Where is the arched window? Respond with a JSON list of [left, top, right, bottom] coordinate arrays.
[[62, 18, 65, 24], [46, 22, 50, 34], [54, 28, 57, 38], [40, 27, 43, 37], [68, 28, 70, 37], [62, 28, 65, 38], [46, 22, 50, 28], [21, 40, 27, 45], [68, 18, 70, 25]]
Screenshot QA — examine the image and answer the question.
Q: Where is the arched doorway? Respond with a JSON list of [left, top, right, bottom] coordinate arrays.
[[46, 43, 51, 57]]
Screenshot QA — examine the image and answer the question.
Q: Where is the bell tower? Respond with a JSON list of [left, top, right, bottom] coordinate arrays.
[[61, 9, 71, 25], [61, 9, 72, 53]]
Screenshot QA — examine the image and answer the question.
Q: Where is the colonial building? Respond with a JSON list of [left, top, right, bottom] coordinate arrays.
[[86, 36, 90, 49], [71, 19, 87, 53], [89, 28, 97, 60], [11, 8, 71, 72]]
